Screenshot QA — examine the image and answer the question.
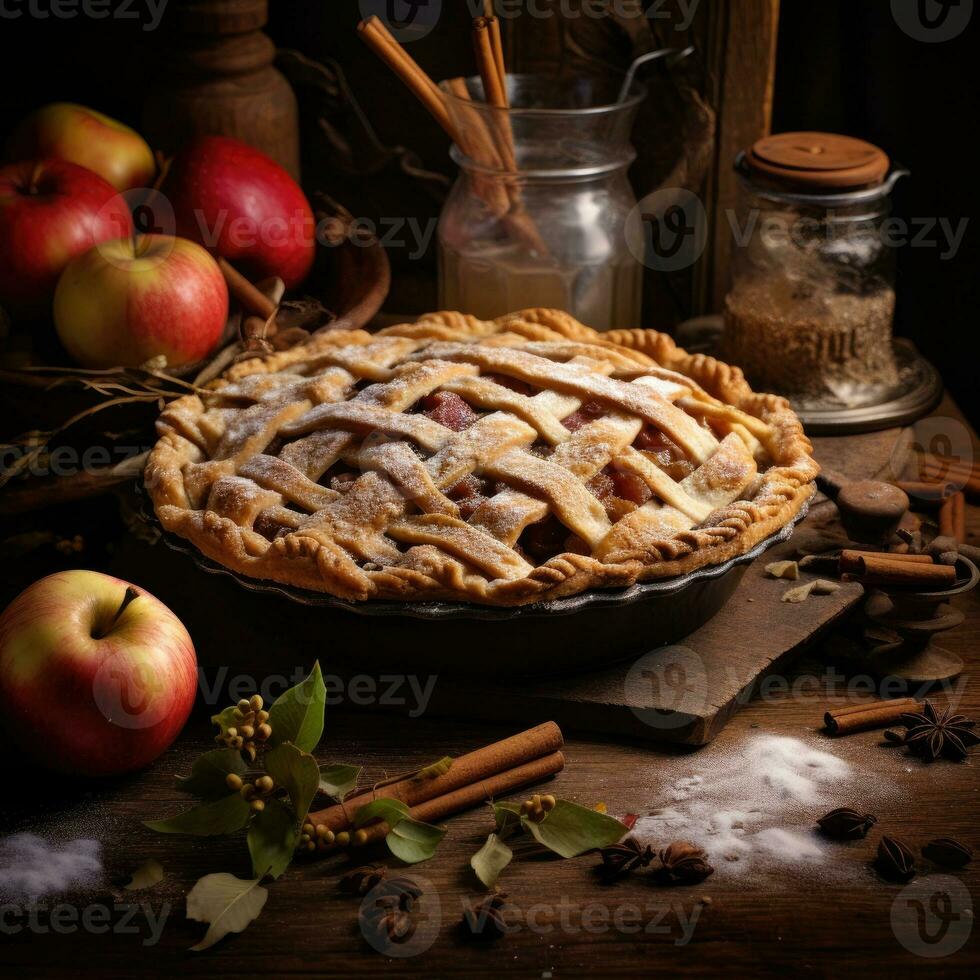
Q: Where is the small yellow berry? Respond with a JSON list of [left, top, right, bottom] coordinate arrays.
[[250, 799, 265, 812], [249, 694, 264, 711], [352, 829, 368, 847], [240, 783, 255, 800], [306, 840, 316, 852], [257, 723, 272, 741], [237, 699, 251, 712], [255, 775, 274, 793], [240, 724, 255, 739], [335, 831, 350, 847], [303, 822, 315, 836], [257, 710, 270, 723], [540, 794, 557, 812], [225, 773, 243, 791]]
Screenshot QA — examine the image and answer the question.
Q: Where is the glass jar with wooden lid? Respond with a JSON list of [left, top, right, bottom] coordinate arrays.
[[723, 132, 908, 410]]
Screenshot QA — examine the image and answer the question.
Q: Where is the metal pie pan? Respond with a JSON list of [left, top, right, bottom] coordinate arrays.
[[147, 496, 809, 676]]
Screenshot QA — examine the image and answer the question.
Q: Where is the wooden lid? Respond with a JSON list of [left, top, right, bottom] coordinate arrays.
[[746, 132, 889, 190]]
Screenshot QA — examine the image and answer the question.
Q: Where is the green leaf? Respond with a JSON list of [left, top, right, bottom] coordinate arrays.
[[318, 763, 361, 801], [493, 801, 524, 834], [123, 859, 165, 891], [186, 873, 268, 952], [525, 800, 628, 858], [268, 662, 326, 752], [470, 833, 513, 888], [247, 798, 298, 881], [412, 756, 453, 781], [210, 705, 240, 739], [385, 818, 446, 864], [352, 797, 410, 829], [264, 743, 320, 824], [176, 749, 247, 799], [144, 793, 251, 836]]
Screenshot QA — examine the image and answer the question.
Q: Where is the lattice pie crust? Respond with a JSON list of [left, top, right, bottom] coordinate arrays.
[[146, 309, 818, 605]]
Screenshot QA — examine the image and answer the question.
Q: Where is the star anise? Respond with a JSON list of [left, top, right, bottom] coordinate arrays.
[[461, 892, 511, 941], [654, 841, 714, 885], [875, 835, 916, 881], [898, 700, 979, 762], [596, 836, 655, 881], [816, 807, 878, 840], [339, 864, 387, 895]]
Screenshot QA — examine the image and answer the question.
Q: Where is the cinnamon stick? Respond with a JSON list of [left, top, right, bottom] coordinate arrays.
[[358, 16, 455, 138], [218, 257, 277, 320], [352, 751, 565, 847], [306, 721, 563, 832], [845, 554, 956, 588], [825, 697, 921, 735], [894, 480, 955, 503], [951, 490, 966, 543], [939, 492, 957, 538], [486, 17, 508, 106], [922, 461, 980, 496], [839, 549, 933, 574]]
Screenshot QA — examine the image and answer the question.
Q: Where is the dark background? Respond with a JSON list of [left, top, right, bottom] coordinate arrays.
[[0, 1, 976, 423]]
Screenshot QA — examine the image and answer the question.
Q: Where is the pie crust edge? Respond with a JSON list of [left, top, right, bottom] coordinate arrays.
[[145, 308, 819, 606]]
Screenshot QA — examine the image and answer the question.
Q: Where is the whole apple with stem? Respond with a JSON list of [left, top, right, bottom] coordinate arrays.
[[9, 103, 156, 192], [54, 233, 229, 369], [160, 135, 316, 289], [0, 571, 198, 777], [0, 159, 133, 316]]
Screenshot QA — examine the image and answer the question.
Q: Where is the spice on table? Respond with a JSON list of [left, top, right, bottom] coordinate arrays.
[[824, 697, 922, 735], [897, 701, 978, 762], [921, 838, 973, 868], [765, 560, 799, 580], [816, 807, 878, 840], [842, 554, 956, 589], [339, 865, 388, 895], [875, 835, 916, 881], [655, 841, 714, 885], [596, 836, 655, 881], [461, 892, 510, 940]]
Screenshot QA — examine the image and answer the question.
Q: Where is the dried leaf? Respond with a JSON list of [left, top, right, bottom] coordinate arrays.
[[123, 859, 164, 891], [186, 873, 268, 951], [470, 833, 513, 888]]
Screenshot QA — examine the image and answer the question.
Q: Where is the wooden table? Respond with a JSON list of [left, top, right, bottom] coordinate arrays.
[[1, 397, 978, 977]]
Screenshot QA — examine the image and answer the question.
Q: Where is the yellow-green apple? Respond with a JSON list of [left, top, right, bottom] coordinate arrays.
[[0, 571, 197, 777], [9, 103, 156, 192], [0, 159, 133, 316], [54, 234, 228, 368], [160, 135, 315, 289]]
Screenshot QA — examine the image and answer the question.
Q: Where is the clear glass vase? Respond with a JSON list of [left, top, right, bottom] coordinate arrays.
[[437, 75, 645, 331]]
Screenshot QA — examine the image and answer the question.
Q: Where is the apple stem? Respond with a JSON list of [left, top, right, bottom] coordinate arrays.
[[94, 586, 140, 639]]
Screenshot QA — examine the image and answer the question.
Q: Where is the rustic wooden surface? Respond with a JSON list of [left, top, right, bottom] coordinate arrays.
[[1, 395, 978, 977]]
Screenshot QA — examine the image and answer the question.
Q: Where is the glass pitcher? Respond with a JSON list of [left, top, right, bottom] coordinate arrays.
[[437, 75, 645, 331]]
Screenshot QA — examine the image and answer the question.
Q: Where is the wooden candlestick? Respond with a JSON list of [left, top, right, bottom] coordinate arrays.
[[141, 0, 301, 179]]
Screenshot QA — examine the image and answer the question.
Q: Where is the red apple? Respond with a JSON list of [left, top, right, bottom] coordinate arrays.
[[54, 234, 228, 369], [9, 103, 156, 192], [160, 135, 315, 289], [0, 571, 197, 777], [0, 159, 133, 316]]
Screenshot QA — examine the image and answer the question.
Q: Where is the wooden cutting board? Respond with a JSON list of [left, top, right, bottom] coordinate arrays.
[[112, 426, 905, 745]]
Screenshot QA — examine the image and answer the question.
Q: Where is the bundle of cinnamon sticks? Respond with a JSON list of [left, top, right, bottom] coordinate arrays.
[[906, 452, 980, 544], [837, 549, 957, 589], [825, 697, 922, 735], [306, 722, 564, 849]]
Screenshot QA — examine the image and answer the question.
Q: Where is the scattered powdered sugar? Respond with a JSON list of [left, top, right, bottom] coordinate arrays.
[[0, 833, 103, 900], [635, 735, 883, 882]]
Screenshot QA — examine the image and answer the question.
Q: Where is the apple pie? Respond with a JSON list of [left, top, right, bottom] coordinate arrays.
[[146, 309, 818, 605]]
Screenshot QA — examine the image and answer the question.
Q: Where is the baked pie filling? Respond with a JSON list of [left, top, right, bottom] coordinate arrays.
[[146, 309, 818, 605]]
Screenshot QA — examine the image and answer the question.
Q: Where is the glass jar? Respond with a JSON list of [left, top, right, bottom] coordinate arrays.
[[722, 133, 909, 410], [437, 75, 645, 331]]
